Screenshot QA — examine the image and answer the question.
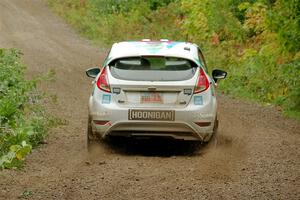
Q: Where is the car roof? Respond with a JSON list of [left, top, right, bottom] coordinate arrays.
[[106, 40, 201, 66]]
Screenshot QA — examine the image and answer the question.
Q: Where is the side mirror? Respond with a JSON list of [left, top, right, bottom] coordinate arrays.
[[86, 67, 100, 78], [212, 69, 227, 82]]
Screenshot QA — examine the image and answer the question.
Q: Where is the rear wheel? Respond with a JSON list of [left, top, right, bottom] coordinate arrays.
[[87, 116, 97, 151], [203, 116, 219, 143]]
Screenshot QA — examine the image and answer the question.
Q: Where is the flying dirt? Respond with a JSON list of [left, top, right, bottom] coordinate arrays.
[[0, 0, 299, 199]]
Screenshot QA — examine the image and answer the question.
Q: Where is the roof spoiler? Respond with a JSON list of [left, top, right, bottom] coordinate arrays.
[[141, 39, 170, 42]]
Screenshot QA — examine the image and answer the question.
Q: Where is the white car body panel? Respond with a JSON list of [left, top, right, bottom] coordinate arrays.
[[105, 41, 202, 66], [88, 40, 219, 141]]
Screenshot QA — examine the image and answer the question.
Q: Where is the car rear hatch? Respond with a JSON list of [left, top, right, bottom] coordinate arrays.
[[107, 56, 198, 108]]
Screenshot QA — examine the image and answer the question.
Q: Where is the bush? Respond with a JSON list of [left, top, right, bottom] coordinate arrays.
[[181, 0, 300, 118], [267, 0, 300, 52], [0, 49, 50, 169], [48, 0, 183, 44]]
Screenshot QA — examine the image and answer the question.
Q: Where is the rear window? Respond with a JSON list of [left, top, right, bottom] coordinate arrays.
[[109, 57, 198, 81]]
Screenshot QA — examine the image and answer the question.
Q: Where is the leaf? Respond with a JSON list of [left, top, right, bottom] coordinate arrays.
[[238, 2, 250, 11], [9, 144, 21, 152], [16, 152, 23, 160], [21, 140, 27, 146], [16, 143, 32, 160]]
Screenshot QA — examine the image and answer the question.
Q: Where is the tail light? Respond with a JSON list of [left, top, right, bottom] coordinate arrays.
[[194, 67, 209, 94], [96, 67, 111, 93]]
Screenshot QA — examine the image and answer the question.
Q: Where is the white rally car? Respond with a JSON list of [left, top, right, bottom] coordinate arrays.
[[86, 40, 227, 147]]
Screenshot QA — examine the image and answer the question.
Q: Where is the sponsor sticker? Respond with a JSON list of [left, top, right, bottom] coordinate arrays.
[[102, 94, 111, 104], [194, 96, 203, 105], [129, 110, 175, 121]]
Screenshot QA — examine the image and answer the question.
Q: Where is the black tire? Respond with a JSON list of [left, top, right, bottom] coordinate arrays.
[[203, 116, 219, 143], [210, 117, 219, 146], [87, 116, 97, 151]]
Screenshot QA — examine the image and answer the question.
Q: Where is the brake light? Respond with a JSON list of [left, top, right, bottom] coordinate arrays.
[[194, 67, 209, 94], [96, 67, 111, 93]]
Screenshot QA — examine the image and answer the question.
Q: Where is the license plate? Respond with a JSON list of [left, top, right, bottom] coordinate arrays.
[[128, 110, 175, 121], [140, 92, 162, 104]]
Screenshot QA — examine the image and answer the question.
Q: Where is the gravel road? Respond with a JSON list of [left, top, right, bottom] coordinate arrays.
[[0, 0, 299, 199]]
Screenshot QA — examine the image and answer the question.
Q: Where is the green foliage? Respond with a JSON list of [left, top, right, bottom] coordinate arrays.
[[267, 0, 300, 52], [181, 0, 300, 118], [0, 49, 51, 169], [181, 0, 245, 42], [48, 0, 300, 119], [48, 0, 183, 44]]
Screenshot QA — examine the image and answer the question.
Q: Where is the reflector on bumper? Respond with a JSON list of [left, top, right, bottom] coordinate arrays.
[[93, 120, 109, 125], [194, 122, 211, 127]]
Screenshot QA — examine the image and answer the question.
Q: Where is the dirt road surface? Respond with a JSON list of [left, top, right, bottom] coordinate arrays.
[[0, 0, 299, 199]]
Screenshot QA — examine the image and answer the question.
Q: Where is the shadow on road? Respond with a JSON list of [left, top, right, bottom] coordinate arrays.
[[96, 137, 210, 157]]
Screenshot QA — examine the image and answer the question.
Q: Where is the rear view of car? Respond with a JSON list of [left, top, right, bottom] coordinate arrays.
[[86, 40, 226, 146]]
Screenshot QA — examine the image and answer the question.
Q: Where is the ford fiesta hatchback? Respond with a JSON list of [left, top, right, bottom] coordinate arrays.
[[85, 40, 227, 146]]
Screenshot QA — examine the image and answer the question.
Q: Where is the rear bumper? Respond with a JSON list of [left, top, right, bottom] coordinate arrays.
[[89, 91, 217, 141], [95, 121, 204, 141]]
